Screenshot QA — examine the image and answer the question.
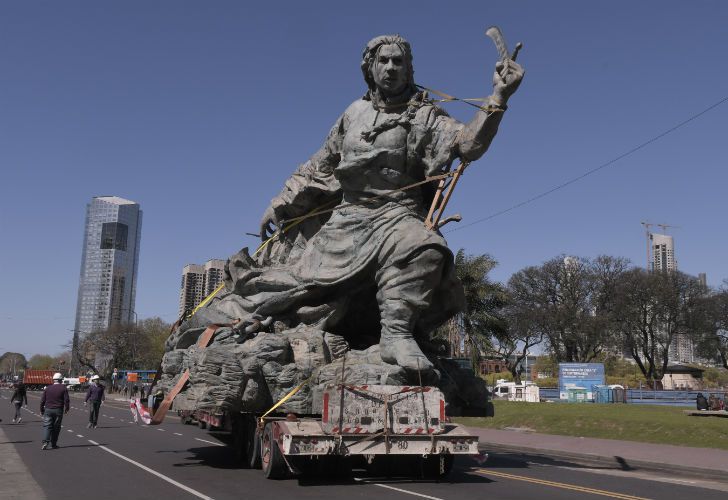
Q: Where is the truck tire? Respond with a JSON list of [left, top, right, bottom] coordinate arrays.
[[419, 455, 454, 480], [232, 415, 261, 469], [247, 423, 262, 469], [198, 420, 207, 430], [261, 423, 287, 479]]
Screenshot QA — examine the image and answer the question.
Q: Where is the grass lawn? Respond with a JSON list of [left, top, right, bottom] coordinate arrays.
[[454, 401, 728, 450]]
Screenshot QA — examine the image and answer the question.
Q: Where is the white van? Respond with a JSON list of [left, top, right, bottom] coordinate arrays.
[[492, 380, 540, 402]]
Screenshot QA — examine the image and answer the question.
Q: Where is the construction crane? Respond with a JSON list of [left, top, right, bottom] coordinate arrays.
[[640, 221, 653, 271], [656, 223, 680, 234]]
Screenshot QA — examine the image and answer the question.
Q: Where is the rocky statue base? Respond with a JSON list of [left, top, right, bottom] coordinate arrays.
[[158, 317, 489, 418]]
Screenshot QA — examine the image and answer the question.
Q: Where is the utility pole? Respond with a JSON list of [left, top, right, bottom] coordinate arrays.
[[70, 329, 80, 375]]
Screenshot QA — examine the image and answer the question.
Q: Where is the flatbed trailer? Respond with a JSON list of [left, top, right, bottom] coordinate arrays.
[[175, 384, 479, 479]]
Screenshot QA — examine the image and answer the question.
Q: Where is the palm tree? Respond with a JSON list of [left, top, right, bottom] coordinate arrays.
[[450, 250, 509, 371]]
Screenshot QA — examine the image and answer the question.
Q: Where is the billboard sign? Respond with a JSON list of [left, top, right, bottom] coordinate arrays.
[[558, 363, 605, 400]]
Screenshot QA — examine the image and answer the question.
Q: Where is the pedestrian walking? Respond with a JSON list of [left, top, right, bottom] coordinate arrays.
[[40, 373, 70, 450], [10, 382, 28, 423], [84, 375, 105, 428]]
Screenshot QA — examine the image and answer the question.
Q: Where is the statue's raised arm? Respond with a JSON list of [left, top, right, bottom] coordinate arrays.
[[456, 56, 524, 161]]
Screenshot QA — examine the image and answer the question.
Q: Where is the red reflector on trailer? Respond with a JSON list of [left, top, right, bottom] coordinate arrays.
[[322, 392, 329, 423]]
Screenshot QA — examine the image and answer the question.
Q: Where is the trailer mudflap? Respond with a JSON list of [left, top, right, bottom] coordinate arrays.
[[277, 420, 478, 456]]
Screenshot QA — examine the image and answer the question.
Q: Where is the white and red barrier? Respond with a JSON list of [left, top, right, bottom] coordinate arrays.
[[130, 398, 153, 425]]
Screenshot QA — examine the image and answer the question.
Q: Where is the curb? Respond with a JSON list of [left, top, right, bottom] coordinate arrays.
[[479, 442, 728, 482]]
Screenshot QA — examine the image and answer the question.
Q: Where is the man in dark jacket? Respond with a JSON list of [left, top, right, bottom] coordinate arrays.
[[84, 375, 105, 428], [10, 382, 28, 423], [40, 372, 70, 449], [696, 392, 709, 410]]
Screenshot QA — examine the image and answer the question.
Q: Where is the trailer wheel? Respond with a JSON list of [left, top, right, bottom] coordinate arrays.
[[232, 415, 261, 469], [420, 455, 454, 480], [261, 424, 287, 479], [247, 422, 262, 469], [198, 420, 207, 430]]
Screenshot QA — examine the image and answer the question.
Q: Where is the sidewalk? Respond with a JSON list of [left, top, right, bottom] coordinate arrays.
[[467, 426, 728, 479], [0, 424, 45, 499]]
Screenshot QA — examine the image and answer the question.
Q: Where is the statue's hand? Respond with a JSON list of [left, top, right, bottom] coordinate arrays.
[[492, 58, 524, 105], [259, 206, 281, 242]]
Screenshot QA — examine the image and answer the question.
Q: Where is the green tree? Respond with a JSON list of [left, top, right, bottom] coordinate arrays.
[[613, 269, 705, 382], [74, 317, 172, 376], [694, 281, 728, 370], [137, 317, 172, 369], [0, 352, 27, 377], [450, 250, 508, 369], [508, 255, 629, 363], [28, 354, 55, 370]]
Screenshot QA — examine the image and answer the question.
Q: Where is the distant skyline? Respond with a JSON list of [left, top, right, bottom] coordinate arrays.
[[1, 1, 727, 356]]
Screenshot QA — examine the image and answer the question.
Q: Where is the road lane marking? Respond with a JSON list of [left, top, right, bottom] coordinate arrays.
[[353, 478, 443, 500], [67, 430, 73, 433], [194, 438, 224, 447], [157, 428, 165, 432], [174, 432, 183, 436], [77, 434, 84, 438], [86, 440, 213, 500], [476, 469, 648, 500]]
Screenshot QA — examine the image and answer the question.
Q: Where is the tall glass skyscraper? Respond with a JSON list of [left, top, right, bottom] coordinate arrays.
[[73, 196, 143, 339]]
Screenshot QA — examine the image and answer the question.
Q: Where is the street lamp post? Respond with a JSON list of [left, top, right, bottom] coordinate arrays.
[[112, 307, 138, 326]]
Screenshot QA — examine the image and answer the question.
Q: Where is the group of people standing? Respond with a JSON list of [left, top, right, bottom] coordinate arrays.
[[696, 392, 726, 411], [6, 373, 105, 450]]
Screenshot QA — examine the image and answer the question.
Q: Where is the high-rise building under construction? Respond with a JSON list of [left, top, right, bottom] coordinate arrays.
[[650, 233, 677, 272]]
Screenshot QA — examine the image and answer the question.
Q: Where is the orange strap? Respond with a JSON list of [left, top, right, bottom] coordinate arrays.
[[148, 323, 232, 425]]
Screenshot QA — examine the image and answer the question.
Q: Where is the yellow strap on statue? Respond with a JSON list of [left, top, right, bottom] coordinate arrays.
[[258, 375, 313, 426]]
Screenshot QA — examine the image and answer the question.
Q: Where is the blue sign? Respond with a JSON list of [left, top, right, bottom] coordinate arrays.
[[559, 363, 605, 401]]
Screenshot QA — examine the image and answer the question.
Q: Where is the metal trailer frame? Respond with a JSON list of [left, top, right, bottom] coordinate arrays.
[[179, 409, 479, 480], [270, 418, 478, 457]]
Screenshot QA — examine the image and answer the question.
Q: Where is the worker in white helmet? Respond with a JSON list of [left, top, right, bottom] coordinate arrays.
[[84, 375, 105, 428], [40, 373, 70, 449]]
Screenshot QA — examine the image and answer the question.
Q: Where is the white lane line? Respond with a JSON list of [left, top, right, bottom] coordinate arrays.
[[173, 432, 183, 436], [109, 416, 115, 419], [86, 440, 213, 500], [77, 434, 84, 438], [67, 430, 73, 433], [194, 438, 224, 447], [353, 478, 444, 500], [157, 428, 165, 432]]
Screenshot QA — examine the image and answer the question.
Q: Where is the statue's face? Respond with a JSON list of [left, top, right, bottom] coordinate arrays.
[[372, 44, 408, 96]]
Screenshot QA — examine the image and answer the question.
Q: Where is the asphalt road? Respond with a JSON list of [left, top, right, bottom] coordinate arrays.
[[2, 388, 726, 500]]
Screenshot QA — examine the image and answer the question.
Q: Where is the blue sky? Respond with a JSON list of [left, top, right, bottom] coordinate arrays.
[[1, 1, 727, 357]]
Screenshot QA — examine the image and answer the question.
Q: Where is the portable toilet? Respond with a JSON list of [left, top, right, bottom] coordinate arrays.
[[567, 387, 588, 403]]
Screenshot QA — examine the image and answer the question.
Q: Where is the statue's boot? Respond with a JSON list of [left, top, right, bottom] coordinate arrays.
[[376, 247, 446, 378], [380, 333, 434, 373]]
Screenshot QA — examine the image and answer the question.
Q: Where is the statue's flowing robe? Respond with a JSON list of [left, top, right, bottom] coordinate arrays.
[[202, 97, 467, 340]]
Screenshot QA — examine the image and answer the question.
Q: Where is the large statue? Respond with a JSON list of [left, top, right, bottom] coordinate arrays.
[[161, 34, 523, 414]]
